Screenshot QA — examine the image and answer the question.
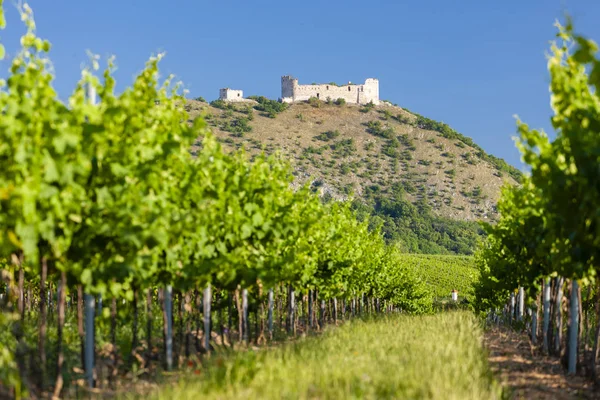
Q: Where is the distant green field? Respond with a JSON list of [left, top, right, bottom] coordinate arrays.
[[129, 312, 501, 400], [404, 254, 479, 301]]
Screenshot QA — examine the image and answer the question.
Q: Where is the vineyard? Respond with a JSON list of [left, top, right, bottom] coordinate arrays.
[[0, 4, 437, 399], [473, 19, 600, 387], [407, 255, 478, 302], [3, 1, 600, 398]]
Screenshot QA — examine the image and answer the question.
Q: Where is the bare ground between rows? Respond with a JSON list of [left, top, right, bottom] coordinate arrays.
[[484, 326, 599, 399]]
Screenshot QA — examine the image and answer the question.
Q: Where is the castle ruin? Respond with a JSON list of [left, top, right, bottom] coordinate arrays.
[[219, 88, 246, 102], [280, 76, 379, 105]]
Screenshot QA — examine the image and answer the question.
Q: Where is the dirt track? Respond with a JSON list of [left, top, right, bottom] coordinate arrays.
[[485, 326, 600, 399]]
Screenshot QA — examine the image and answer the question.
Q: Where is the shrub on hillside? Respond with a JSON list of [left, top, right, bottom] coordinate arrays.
[[400, 150, 413, 160], [247, 95, 288, 118], [382, 138, 400, 158], [330, 139, 356, 158], [365, 120, 395, 139], [398, 134, 416, 150], [394, 114, 412, 124], [210, 99, 234, 110], [308, 96, 322, 108], [334, 98, 346, 106], [315, 130, 341, 141], [360, 101, 376, 113], [221, 117, 253, 136], [380, 110, 392, 120]]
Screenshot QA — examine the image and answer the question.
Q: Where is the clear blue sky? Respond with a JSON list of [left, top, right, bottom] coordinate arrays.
[[2, 0, 600, 170]]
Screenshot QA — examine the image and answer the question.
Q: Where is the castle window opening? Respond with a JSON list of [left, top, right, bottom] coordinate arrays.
[[326, 86, 329, 90], [317, 93, 320, 99], [237, 93, 240, 97], [348, 86, 351, 91]]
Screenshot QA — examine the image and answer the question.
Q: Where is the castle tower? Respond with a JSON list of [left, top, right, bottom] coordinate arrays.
[[361, 78, 380, 105], [281, 76, 297, 103]]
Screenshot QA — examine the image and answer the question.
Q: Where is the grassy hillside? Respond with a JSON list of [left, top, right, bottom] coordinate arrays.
[[183, 97, 520, 254], [186, 98, 519, 224]]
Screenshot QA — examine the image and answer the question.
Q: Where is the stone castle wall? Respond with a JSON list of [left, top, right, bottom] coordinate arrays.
[[281, 76, 379, 105]]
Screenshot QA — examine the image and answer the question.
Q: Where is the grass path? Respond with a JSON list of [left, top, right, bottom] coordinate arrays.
[[124, 312, 502, 400]]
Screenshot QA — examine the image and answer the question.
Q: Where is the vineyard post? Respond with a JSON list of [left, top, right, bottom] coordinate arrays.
[[320, 299, 325, 329], [242, 288, 249, 343], [267, 288, 274, 340], [83, 82, 97, 389], [543, 279, 551, 353], [518, 287, 524, 322], [286, 285, 293, 334], [17, 261, 24, 319], [568, 280, 579, 375], [146, 289, 152, 362], [53, 271, 67, 398], [361, 294, 365, 315], [555, 277, 564, 354], [531, 305, 537, 345], [288, 287, 295, 336], [333, 298, 338, 324], [361, 295, 364, 315], [165, 285, 173, 371], [227, 292, 233, 345], [307, 289, 313, 329], [360, 293, 370, 314], [312, 290, 317, 328], [361, 294, 364, 315], [84, 293, 95, 388], [510, 292, 515, 325], [203, 284, 211, 352], [96, 294, 102, 317], [277, 285, 283, 332], [215, 292, 221, 354]]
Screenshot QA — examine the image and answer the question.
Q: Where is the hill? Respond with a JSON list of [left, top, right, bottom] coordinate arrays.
[[184, 97, 521, 254]]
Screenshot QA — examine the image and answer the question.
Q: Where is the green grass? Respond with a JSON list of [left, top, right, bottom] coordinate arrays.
[[131, 312, 502, 400]]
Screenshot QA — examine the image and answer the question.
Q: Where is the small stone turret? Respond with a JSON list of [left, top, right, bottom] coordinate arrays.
[[219, 88, 244, 101]]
